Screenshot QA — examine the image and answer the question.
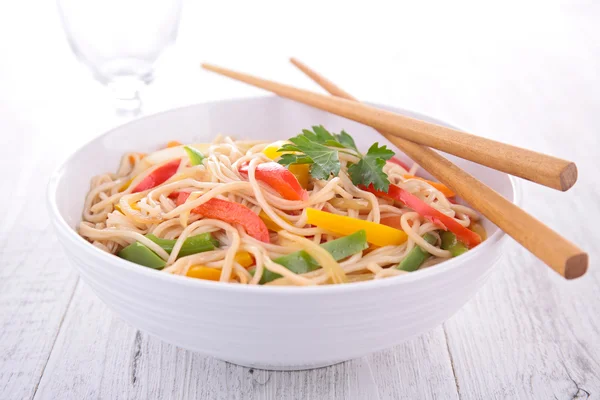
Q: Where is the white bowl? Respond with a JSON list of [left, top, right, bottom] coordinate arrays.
[[47, 96, 516, 370]]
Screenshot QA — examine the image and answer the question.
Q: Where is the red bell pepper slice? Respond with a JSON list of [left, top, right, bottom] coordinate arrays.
[[364, 184, 482, 248], [132, 159, 181, 193], [389, 156, 411, 171], [239, 162, 307, 201], [380, 215, 419, 230], [171, 192, 270, 243], [380, 215, 403, 230]]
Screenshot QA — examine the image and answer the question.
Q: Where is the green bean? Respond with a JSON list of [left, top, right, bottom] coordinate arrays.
[[441, 231, 468, 257], [397, 233, 438, 272], [146, 233, 220, 258], [259, 230, 368, 284], [118, 242, 166, 270]]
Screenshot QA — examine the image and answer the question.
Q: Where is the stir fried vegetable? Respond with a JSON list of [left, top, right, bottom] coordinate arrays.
[[118, 242, 166, 270], [259, 230, 368, 284], [144, 144, 210, 166], [186, 266, 221, 281], [184, 145, 205, 166], [364, 184, 482, 248], [235, 251, 254, 268], [259, 211, 289, 232], [441, 231, 468, 257], [132, 159, 180, 193], [173, 192, 270, 243], [278, 126, 395, 191], [262, 141, 310, 188], [239, 162, 307, 201], [329, 198, 371, 211], [470, 222, 487, 241], [389, 156, 411, 171], [83, 129, 489, 286], [397, 233, 438, 271], [403, 175, 455, 197], [306, 208, 408, 247], [119, 178, 134, 192], [379, 215, 403, 230], [288, 165, 310, 189], [146, 233, 219, 257], [262, 141, 289, 159], [113, 200, 140, 214]]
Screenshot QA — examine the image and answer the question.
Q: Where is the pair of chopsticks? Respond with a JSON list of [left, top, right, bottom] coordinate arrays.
[[201, 60, 588, 279]]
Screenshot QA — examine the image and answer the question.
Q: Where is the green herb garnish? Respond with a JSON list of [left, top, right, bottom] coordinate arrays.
[[278, 126, 394, 191]]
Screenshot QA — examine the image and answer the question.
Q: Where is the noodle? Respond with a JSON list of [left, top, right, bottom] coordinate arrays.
[[78, 135, 484, 286]]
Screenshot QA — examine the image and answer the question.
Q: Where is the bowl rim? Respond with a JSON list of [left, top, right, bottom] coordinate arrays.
[[47, 95, 519, 295]]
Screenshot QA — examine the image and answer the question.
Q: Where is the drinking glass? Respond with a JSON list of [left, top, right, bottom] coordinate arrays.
[[57, 0, 182, 115]]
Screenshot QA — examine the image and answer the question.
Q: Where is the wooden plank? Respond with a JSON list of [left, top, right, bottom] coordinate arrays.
[[33, 281, 459, 399], [436, 8, 600, 397], [443, 183, 600, 399], [0, 114, 81, 400], [0, 232, 78, 400], [32, 282, 220, 400], [236, 330, 461, 400], [360, 329, 459, 400]]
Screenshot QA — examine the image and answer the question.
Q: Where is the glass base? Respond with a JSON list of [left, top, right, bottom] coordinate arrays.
[[107, 77, 145, 117]]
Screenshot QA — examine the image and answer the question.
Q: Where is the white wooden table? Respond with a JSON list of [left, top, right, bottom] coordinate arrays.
[[1, 1, 599, 399]]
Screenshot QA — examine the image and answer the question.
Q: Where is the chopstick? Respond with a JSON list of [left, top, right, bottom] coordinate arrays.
[[202, 64, 577, 191], [201, 63, 577, 192], [286, 57, 587, 279]]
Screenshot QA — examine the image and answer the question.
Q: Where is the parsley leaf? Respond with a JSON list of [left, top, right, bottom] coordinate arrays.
[[278, 153, 313, 165], [289, 134, 340, 180], [347, 143, 394, 191], [278, 143, 299, 151], [277, 126, 395, 190], [335, 130, 358, 153], [365, 142, 394, 161], [312, 125, 337, 143]]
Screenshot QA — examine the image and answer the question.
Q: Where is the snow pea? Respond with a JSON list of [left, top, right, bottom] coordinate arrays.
[[146, 233, 220, 258], [397, 233, 438, 272], [259, 230, 368, 284]]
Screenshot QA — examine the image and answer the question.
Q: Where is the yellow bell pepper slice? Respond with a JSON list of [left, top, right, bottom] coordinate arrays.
[[262, 141, 289, 159], [329, 198, 371, 211], [306, 208, 408, 247], [114, 201, 139, 214], [262, 141, 310, 189], [259, 211, 291, 232], [186, 253, 253, 281], [288, 164, 310, 189], [234, 251, 254, 268], [119, 177, 134, 192], [186, 266, 221, 281]]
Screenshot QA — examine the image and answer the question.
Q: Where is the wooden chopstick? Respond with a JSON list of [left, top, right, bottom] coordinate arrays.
[[202, 63, 577, 192], [286, 57, 587, 279]]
